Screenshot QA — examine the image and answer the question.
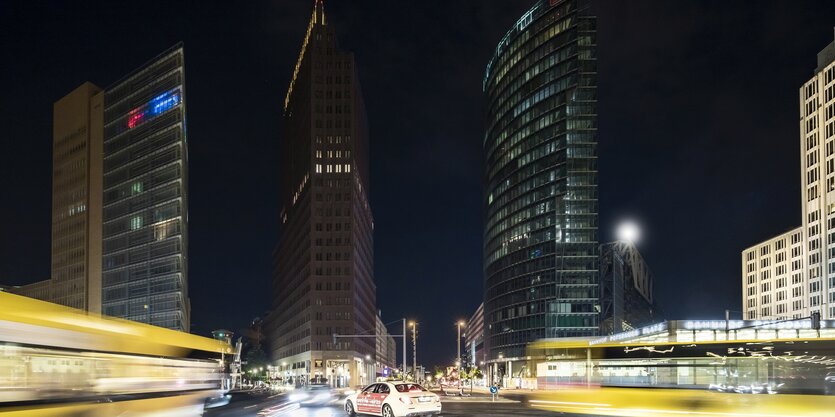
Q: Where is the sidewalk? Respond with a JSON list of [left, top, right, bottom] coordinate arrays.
[[430, 387, 519, 403], [439, 395, 518, 403]]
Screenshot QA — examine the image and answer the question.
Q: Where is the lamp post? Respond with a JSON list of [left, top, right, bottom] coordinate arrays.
[[456, 321, 465, 370], [409, 321, 417, 383], [402, 319, 407, 379]]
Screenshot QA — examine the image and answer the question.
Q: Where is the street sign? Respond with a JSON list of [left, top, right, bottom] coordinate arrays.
[[489, 386, 498, 394]]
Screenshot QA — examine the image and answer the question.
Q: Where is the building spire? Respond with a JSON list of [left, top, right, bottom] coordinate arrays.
[[315, 0, 326, 26], [284, 0, 326, 111]]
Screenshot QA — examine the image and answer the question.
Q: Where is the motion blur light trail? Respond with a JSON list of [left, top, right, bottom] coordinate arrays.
[[0, 293, 232, 417], [527, 387, 835, 417]]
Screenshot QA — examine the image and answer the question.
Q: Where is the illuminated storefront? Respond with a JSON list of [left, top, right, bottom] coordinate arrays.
[[526, 319, 835, 392]]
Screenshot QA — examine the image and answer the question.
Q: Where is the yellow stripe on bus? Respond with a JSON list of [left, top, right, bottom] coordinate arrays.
[[0, 292, 230, 356]]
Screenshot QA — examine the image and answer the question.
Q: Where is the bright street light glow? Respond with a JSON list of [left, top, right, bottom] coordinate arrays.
[[617, 221, 640, 243]]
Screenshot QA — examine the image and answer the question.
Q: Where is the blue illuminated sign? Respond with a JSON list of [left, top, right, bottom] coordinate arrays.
[[128, 88, 181, 129], [149, 91, 180, 115]]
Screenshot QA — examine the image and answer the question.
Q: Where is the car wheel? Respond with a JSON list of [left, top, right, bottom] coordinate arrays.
[[382, 404, 394, 417], [345, 400, 356, 417]]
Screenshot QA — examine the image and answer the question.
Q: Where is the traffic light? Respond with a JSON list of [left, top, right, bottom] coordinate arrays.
[[812, 311, 821, 330]]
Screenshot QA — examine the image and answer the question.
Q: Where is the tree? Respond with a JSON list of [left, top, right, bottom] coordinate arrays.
[[469, 367, 483, 394], [458, 367, 471, 395], [244, 346, 269, 374], [433, 366, 444, 381]]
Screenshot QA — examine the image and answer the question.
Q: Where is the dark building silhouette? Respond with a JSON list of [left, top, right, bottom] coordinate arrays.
[[599, 241, 658, 334], [268, 0, 376, 388], [483, 0, 599, 377]]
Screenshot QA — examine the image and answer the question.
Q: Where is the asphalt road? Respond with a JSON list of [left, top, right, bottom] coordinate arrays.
[[204, 391, 581, 417]]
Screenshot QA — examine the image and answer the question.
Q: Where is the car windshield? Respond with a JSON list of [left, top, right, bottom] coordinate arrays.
[[394, 383, 424, 393]]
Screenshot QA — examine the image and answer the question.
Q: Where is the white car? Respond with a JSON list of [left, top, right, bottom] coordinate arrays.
[[345, 381, 441, 417]]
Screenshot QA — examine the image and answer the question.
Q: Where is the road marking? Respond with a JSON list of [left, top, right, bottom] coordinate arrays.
[[244, 404, 258, 409]]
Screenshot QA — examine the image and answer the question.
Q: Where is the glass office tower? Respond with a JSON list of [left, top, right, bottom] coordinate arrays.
[[483, 0, 598, 365], [101, 45, 190, 332]]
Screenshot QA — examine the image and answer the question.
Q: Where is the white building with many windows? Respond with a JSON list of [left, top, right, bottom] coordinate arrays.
[[742, 228, 805, 319], [743, 29, 835, 320]]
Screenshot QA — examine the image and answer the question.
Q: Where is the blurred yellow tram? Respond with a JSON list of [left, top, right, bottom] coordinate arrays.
[[0, 292, 232, 416], [522, 330, 835, 416]]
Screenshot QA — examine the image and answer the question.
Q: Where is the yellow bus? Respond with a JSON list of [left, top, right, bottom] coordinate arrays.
[[528, 334, 835, 393], [0, 292, 232, 417], [523, 331, 835, 416]]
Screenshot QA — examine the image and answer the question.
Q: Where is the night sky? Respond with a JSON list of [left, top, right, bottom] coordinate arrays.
[[1, 1, 835, 367]]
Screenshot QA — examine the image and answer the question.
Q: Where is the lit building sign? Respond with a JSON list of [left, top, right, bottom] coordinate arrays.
[[127, 89, 181, 129]]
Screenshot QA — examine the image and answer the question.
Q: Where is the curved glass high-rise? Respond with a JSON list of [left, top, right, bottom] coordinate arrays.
[[484, 0, 598, 363]]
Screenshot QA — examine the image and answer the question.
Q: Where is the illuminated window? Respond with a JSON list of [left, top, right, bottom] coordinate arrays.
[[126, 89, 181, 129], [131, 181, 143, 195], [130, 216, 143, 230], [154, 220, 174, 241]]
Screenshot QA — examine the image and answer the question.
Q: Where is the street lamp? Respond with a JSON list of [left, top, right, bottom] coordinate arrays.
[[409, 321, 417, 383], [617, 221, 640, 244], [456, 321, 466, 370]]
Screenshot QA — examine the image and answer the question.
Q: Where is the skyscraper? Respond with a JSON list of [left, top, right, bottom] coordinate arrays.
[[742, 29, 835, 321], [12, 83, 106, 310], [101, 44, 190, 332], [268, 0, 376, 388], [51, 83, 104, 312], [483, 0, 598, 373]]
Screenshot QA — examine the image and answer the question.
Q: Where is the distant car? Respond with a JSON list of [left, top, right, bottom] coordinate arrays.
[[289, 384, 336, 406], [345, 381, 441, 417], [204, 393, 231, 409], [825, 372, 835, 395]]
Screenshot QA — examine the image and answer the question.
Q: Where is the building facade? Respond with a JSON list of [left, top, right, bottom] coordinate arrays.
[[465, 303, 486, 370], [50, 82, 105, 311], [483, 0, 598, 371], [101, 44, 191, 331], [599, 241, 657, 334], [5, 83, 106, 309], [375, 315, 397, 371], [743, 30, 835, 320], [5, 279, 53, 301], [742, 228, 805, 320], [268, 0, 377, 388]]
